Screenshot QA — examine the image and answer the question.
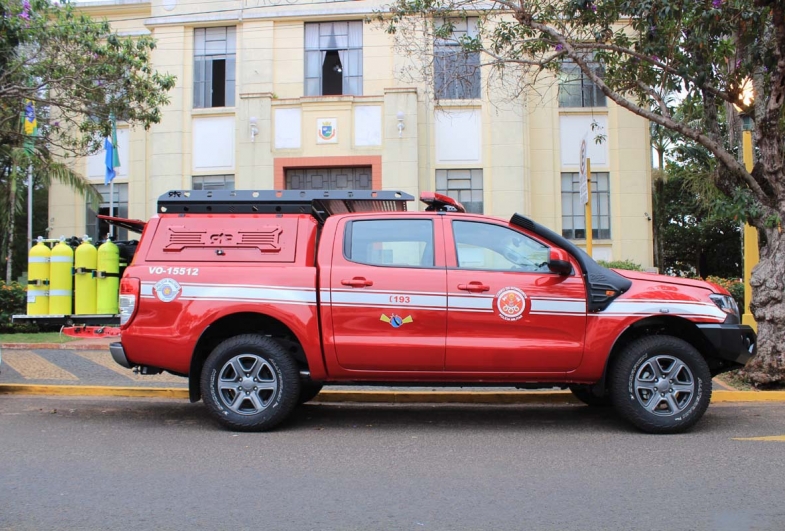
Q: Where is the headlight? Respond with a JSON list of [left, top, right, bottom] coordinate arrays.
[[710, 294, 739, 317]]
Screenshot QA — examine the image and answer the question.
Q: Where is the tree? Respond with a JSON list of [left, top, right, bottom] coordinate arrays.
[[660, 170, 742, 280], [0, 0, 175, 281], [650, 103, 679, 273], [381, 0, 785, 385]]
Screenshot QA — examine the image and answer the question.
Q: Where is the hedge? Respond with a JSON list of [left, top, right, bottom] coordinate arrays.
[[0, 282, 38, 333]]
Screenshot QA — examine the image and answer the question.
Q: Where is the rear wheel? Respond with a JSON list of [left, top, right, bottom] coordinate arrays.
[[201, 334, 300, 432], [568, 384, 612, 407], [609, 336, 711, 434]]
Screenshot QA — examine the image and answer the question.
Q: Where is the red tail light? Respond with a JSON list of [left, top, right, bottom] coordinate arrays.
[[119, 277, 140, 327]]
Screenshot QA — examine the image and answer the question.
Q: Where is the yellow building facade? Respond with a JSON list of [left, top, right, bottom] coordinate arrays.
[[49, 0, 653, 267]]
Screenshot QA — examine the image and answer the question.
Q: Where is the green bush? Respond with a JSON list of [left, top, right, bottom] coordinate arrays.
[[597, 259, 644, 271], [0, 281, 38, 333]]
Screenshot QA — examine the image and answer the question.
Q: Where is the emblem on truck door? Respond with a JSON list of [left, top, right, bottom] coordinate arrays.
[[154, 278, 182, 303], [380, 314, 413, 328], [495, 287, 527, 321]]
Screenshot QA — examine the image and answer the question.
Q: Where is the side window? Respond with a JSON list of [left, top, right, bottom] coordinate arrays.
[[558, 56, 606, 108], [453, 221, 549, 272], [434, 18, 481, 100], [346, 220, 434, 268], [304, 21, 363, 96], [194, 27, 236, 108]]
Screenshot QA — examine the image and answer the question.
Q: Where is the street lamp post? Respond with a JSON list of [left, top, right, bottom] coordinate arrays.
[[741, 115, 758, 330], [736, 79, 758, 331]]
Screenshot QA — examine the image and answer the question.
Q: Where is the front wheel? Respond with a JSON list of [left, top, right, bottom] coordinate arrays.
[[200, 334, 300, 432], [609, 336, 712, 434]]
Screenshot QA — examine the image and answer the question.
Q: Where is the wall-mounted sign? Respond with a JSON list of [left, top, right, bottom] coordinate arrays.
[[317, 118, 338, 144]]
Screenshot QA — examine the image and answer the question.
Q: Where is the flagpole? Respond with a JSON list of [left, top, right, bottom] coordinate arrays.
[[106, 114, 119, 240], [27, 163, 33, 248], [109, 180, 114, 239]]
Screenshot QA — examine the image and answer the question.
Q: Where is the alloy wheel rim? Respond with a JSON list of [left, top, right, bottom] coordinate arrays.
[[217, 354, 278, 415], [633, 355, 695, 416]]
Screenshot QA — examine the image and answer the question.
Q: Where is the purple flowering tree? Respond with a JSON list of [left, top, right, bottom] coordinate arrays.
[[380, 0, 785, 385]]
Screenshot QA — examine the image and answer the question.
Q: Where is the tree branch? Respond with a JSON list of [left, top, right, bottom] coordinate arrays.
[[532, 20, 773, 208]]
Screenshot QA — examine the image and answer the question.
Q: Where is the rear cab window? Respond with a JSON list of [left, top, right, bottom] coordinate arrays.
[[344, 219, 435, 268]]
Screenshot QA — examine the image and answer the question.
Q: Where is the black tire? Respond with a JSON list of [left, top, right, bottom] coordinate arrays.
[[609, 335, 712, 434], [200, 334, 300, 432], [298, 381, 324, 405], [569, 384, 612, 407]]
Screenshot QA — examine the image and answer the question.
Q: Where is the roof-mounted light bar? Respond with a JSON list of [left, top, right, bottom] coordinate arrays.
[[420, 191, 466, 213]]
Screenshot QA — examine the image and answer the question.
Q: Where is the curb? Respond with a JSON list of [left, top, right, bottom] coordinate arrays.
[[0, 384, 187, 398], [0, 342, 113, 350], [2, 385, 785, 403]]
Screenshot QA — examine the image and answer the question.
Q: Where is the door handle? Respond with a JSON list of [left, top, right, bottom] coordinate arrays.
[[458, 282, 490, 293], [341, 277, 374, 288]]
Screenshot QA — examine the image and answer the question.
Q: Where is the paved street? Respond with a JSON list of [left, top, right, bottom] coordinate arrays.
[[2, 395, 785, 531]]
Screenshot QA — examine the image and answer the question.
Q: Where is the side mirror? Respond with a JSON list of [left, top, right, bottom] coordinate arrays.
[[548, 248, 573, 276]]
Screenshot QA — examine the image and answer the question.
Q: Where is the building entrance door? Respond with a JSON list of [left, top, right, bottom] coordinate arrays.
[[285, 167, 372, 190]]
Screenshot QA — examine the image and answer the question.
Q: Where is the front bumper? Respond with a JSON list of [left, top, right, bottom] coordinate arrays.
[[696, 324, 757, 366], [109, 342, 132, 369]]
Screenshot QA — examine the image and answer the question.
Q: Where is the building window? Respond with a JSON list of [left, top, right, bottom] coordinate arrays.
[[434, 18, 480, 100], [194, 27, 236, 108], [86, 183, 129, 242], [192, 175, 235, 191], [561, 172, 611, 240], [558, 59, 606, 108], [436, 169, 483, 213], [285, 167, 372, 190], [304, 21, 363, 96], [346, 219, 434, 268]]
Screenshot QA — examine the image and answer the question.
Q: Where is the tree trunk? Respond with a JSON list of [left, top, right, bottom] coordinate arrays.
[[651, 172, 663, 272], [5, 173, 16, 283], [744, 227, 785, 386]]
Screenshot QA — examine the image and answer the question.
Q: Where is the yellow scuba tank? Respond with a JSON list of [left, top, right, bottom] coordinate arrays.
[[96, 239, 120, 314], [49, 237, 74, 315], [27, 238, 50, 315], [74, 237, 97, 314]]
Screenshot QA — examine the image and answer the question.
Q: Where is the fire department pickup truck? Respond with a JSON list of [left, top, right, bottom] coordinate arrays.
[[109, 190, 755, 433]]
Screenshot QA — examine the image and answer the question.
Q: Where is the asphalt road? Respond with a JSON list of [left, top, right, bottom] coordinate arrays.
[[2, 397, 785, 531]]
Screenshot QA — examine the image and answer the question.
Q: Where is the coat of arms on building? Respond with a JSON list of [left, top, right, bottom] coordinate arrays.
[[316, 118, 338, 143]]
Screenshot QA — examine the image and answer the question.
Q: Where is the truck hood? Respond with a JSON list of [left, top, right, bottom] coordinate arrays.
[[613, 269, 721, 293]]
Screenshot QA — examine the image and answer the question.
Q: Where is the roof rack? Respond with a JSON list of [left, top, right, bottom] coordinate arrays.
[[157, 190, 414, 223]]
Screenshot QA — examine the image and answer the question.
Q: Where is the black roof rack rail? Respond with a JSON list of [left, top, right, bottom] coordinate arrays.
[[158, 190, 414, 222]]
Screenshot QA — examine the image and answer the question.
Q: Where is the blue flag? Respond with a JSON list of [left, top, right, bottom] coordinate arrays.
[[104, 118, 120, 185], [104, 137, 115, 185]]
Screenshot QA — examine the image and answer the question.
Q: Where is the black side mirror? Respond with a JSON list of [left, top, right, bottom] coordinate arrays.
[[548, 249, 573, 275]]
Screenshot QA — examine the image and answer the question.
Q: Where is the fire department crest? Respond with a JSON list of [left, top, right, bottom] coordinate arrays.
[[495, 287, 527, 321], [154, 278, 181, 303]]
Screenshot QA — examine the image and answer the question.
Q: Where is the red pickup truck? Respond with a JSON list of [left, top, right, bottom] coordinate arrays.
[[110, 190, 755, 433]]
